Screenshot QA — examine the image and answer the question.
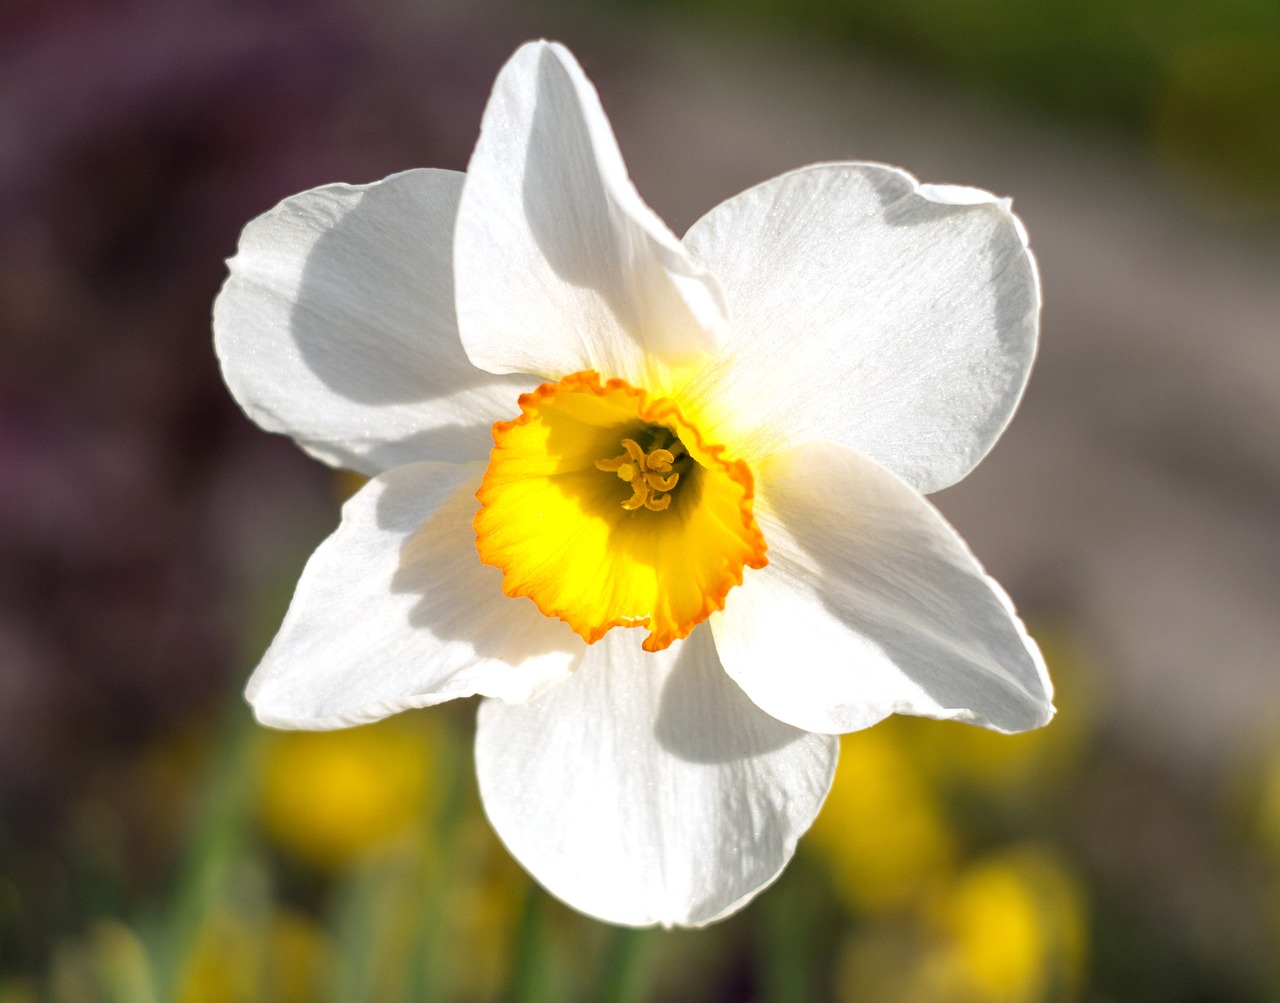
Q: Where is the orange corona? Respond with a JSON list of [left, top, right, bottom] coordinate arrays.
[[474, 371, 767, 651]]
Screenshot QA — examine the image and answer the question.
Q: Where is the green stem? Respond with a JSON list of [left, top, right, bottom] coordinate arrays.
[[508, 888, 556, 1003], [760, 872, 817, 1003], [145, 704, 258, 1001], [598, 926, 655, 1003]]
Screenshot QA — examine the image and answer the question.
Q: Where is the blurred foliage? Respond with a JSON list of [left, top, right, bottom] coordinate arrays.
[[605, 0, 1280, 220], [6, 606, 1280, 1001]]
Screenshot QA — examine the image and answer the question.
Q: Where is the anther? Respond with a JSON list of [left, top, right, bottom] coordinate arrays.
[[596, 434, 686, 512]]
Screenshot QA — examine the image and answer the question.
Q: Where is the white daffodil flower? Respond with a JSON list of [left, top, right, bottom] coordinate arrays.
[[213, 40, 1053, 927]]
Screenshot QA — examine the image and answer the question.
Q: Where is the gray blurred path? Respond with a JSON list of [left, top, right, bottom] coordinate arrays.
[[581, 23, 1280, 765]]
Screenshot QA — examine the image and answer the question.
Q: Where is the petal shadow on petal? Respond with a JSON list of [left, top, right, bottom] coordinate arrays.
[[521, 47, 645, 342], [292, 173, 528, 406], [870, 167, 973, 229], [980, 225, 1039, 354], [654, 629, 807, 764], [349, 422, 498, 471], [765, 449, 1051, 732], [376, 467, 581, 666], [869, 168, 1038, 359]]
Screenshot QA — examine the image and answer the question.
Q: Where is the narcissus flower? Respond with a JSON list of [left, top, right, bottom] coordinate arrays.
[[214, 40, 1053, 927]]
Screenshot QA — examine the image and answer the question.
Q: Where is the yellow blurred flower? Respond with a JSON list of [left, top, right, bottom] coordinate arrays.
[[255, 715, 437, 871], [925, 846, 1088, 1003], [837, 845, 1086, 1003], [265, 911, 332, 1003], [175, 909, 259, 1003], [807, 728, 955, 914], [175, 908, 330, 1003]]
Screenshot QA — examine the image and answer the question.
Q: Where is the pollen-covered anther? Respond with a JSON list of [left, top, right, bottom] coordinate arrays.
[[595, 436, 686, 512]]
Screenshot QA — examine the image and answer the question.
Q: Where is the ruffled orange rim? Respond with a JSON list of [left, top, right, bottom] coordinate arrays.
[[474, 371, 767, 651]]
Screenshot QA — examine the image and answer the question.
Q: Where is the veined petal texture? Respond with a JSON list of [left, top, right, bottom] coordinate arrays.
[[214, 169, 535, 476], [713, 442, 1053, 735], [454, 41, 727, 386], [247, 461, 581, 729], [475, 627, 837, 927], [681, 163, 1039, 493]]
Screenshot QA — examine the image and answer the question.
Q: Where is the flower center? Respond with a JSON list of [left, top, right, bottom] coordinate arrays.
[[595, 429, 691, 512], [473, 371, 767, 651]]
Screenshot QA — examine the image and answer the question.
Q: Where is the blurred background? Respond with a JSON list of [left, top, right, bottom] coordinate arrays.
[[2, 0, 1279, 999]]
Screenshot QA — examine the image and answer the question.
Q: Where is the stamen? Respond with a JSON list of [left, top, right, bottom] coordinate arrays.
[[596, 434, 687, 512]]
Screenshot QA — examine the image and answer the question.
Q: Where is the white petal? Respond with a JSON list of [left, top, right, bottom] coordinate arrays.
[[475, 627, 836, 927], [454, 41, 727, 384], [247, 461, 581, 729], [681, 162, 1040, 493], [214, 169, 535, 476], [712, 442, 1053, 735]]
